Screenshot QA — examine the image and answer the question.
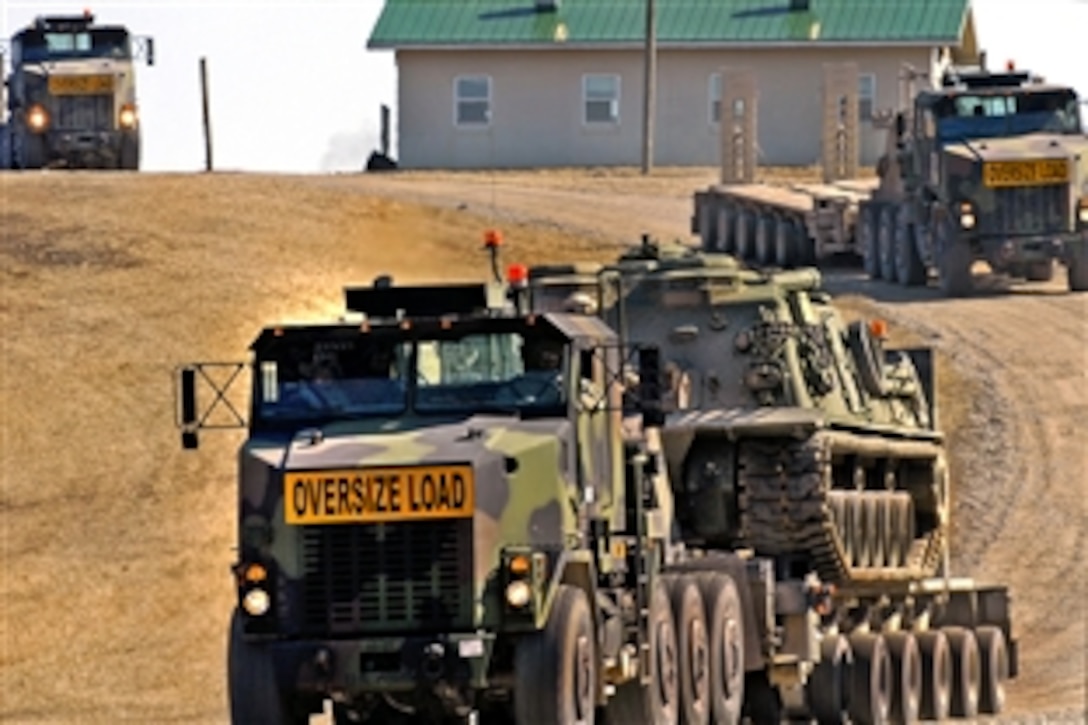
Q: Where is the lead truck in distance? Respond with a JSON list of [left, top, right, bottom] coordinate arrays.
[[177, 238, 1019, 724], [1, 11, 153, 170]]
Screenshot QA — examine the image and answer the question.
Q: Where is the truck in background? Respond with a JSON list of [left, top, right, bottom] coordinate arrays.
[[1, 10, 153, 170], [692, 59, 1088, 295]]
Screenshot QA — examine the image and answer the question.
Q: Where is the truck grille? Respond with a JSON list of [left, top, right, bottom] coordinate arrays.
[[54, 95, 113, 131], [980, 185, 1069, 236], [299, 520, 473, 636]]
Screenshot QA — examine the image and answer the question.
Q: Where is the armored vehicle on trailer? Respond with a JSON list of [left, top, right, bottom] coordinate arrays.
[[1, 11, 153, 170], [528, 238, 1020, 722]]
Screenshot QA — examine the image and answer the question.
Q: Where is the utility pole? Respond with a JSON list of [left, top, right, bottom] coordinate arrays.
[[199, 57, 213, 172], [640, 0, 656, 175]]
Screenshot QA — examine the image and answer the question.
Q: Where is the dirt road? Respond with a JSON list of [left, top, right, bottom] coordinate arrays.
[[1, 169, 1085, 722]]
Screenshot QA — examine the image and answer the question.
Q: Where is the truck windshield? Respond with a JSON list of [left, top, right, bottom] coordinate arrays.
[[415, 331, 568, 413], [935, 90, 1081, 141], [257, 337, 410, 422], [18, 29, 131, 62]]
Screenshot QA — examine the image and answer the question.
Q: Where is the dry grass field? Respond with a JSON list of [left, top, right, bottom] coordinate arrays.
[[1, 168, 1085, 723]]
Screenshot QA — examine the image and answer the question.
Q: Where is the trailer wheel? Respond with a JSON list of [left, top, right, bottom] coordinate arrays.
[[894, 211, 927, 286], [514, 584, 597, 725], [664, 575, 710, 725], [734, 210, 755, 261], [936, 220, 973, 297], [606, 579, 679, 725], [878, 207, 897, 282], [846, 632, 892, 725], [884, 631, 922, 724], [943, 626, 981, 718], [774, 218, 800, 269], [975, 625, 1009, 715], [754, 214, 774, 266], [119, 134, 140, 171], [1067, 248, 1088, 291], [860, 209, 881, 279], [695, 572, 744, 725], [228, 611, 309, 725], [807, 633, 853, 724], [916, 630, 951, 720], [742, 671, 781, 723]]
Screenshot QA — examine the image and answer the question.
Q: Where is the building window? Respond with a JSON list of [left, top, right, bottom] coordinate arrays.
[[709, 73, 722, 125], [858, 73, 876, 121], [583, 74, 620, 124], [454, 75, 491, 126]]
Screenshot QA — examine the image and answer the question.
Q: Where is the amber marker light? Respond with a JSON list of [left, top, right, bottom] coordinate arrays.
[[509, 554, 531, 577], [868, 319, 888, 339]]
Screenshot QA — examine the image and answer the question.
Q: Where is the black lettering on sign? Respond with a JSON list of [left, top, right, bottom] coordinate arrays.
[[452, 473, 466, 508], [351, 477, 365, 515], [285, 468, 473, 522], [389, 475, 402, 512]]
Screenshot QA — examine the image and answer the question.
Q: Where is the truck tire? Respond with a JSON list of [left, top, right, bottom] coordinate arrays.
[[605, 580, 679, 725], [878, 207, 897, 282], [514, 584, 597, 725], [936, 220, 973, 297], [1066, 250, 1088, 292], [695, 572, 744, 725], [943, 626, 981, 718], [916, 630, 951, 720], [846, 632, 892, 725], [1024, 260, 1054, 282], [119, 134, 140, 170], [807, 633, 852, 724], [227, 611, 308, 725], [975, 625, 1009, 715], [884, 631, 922, 724], [663, 575, 710, 725], [14, 131, 45, 170], [741, 671, 781, 723], [860, 209, 881, 279], [894, 214, 927, 286]]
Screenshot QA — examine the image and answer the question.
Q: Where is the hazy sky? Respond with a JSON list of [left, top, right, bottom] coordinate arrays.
[[2, 0, 1084, 173]]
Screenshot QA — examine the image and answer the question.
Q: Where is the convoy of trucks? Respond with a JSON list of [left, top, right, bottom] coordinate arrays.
[[1, 11, 153, 170], [691, 61, 1088, 295], [177, 236, 1018, 724]]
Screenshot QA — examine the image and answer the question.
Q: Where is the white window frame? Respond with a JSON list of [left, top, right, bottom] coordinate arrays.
[[858, 72, 876, 122], [709, 72, 722, 125], [453, 74, 492, 128], [582, 73, 621, 126]]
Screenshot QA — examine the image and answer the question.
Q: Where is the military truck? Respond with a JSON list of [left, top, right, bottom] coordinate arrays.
[[527, 238, 1020, 723], [857, 63, 1088, 295], [691, 61, 1088, 295], [1, 11, 153, 170], [177, 237, 1017, 724]]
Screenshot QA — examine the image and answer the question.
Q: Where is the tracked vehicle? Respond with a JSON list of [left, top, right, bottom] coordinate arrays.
[[528, 238, 1019, 721]]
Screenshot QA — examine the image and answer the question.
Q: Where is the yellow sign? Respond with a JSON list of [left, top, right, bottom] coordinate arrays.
[[983, 159, 1069, 188], [284, 466, 474, 524], [48, 74, 114, 96]]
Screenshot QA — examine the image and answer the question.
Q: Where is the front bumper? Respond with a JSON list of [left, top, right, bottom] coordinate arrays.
[[45, 130, 125, 166], [977, 232, 1087, 265], [266, 632, 500, 701]]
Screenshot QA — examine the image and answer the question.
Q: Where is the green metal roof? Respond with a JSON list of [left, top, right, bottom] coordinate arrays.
[[368, 0, 971, 49]]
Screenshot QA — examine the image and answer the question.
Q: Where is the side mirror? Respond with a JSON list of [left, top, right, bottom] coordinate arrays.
[[179, 367, 200, 449], [895, 112, 906, 139], [637, 346, 664, 427], [145, 37, 155, 66]]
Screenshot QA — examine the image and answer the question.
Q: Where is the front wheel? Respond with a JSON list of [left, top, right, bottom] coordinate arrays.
[[514, 584, 598, 725], [228, 611, 309, 725], [1067, 248, 1088, 292], [936, 219, 973, 297]]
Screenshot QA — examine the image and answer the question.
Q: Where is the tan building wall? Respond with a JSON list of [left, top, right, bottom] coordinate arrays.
[[395, 45, 937, 169]]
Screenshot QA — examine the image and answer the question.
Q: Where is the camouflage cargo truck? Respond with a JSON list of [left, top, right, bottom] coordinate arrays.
[[528, 239, 1020, 723], [858, 64, 1088, 295], [177, 245, 709, 725], [1, 11, 153, 170]]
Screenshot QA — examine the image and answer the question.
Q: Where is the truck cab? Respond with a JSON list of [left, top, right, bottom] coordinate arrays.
[[2, 11, 153, 170]]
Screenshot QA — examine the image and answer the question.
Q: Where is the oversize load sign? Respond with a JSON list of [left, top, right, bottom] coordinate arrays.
[[982, 159, 1069, 188], [48, 74, 114, 95], [284, 466, 474, 524]]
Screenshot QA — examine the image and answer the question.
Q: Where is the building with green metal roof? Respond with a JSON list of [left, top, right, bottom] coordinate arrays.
[[367, 0, 980, 169]]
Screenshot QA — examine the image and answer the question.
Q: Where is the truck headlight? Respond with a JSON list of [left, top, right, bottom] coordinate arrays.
[[242, 588, 271, 616], [27, 104, 49, 132], [118, 104, 138, 129], [1078, 200, 1088, 225], [958, 201, 976, 230], [504, 580, 532, 609]]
